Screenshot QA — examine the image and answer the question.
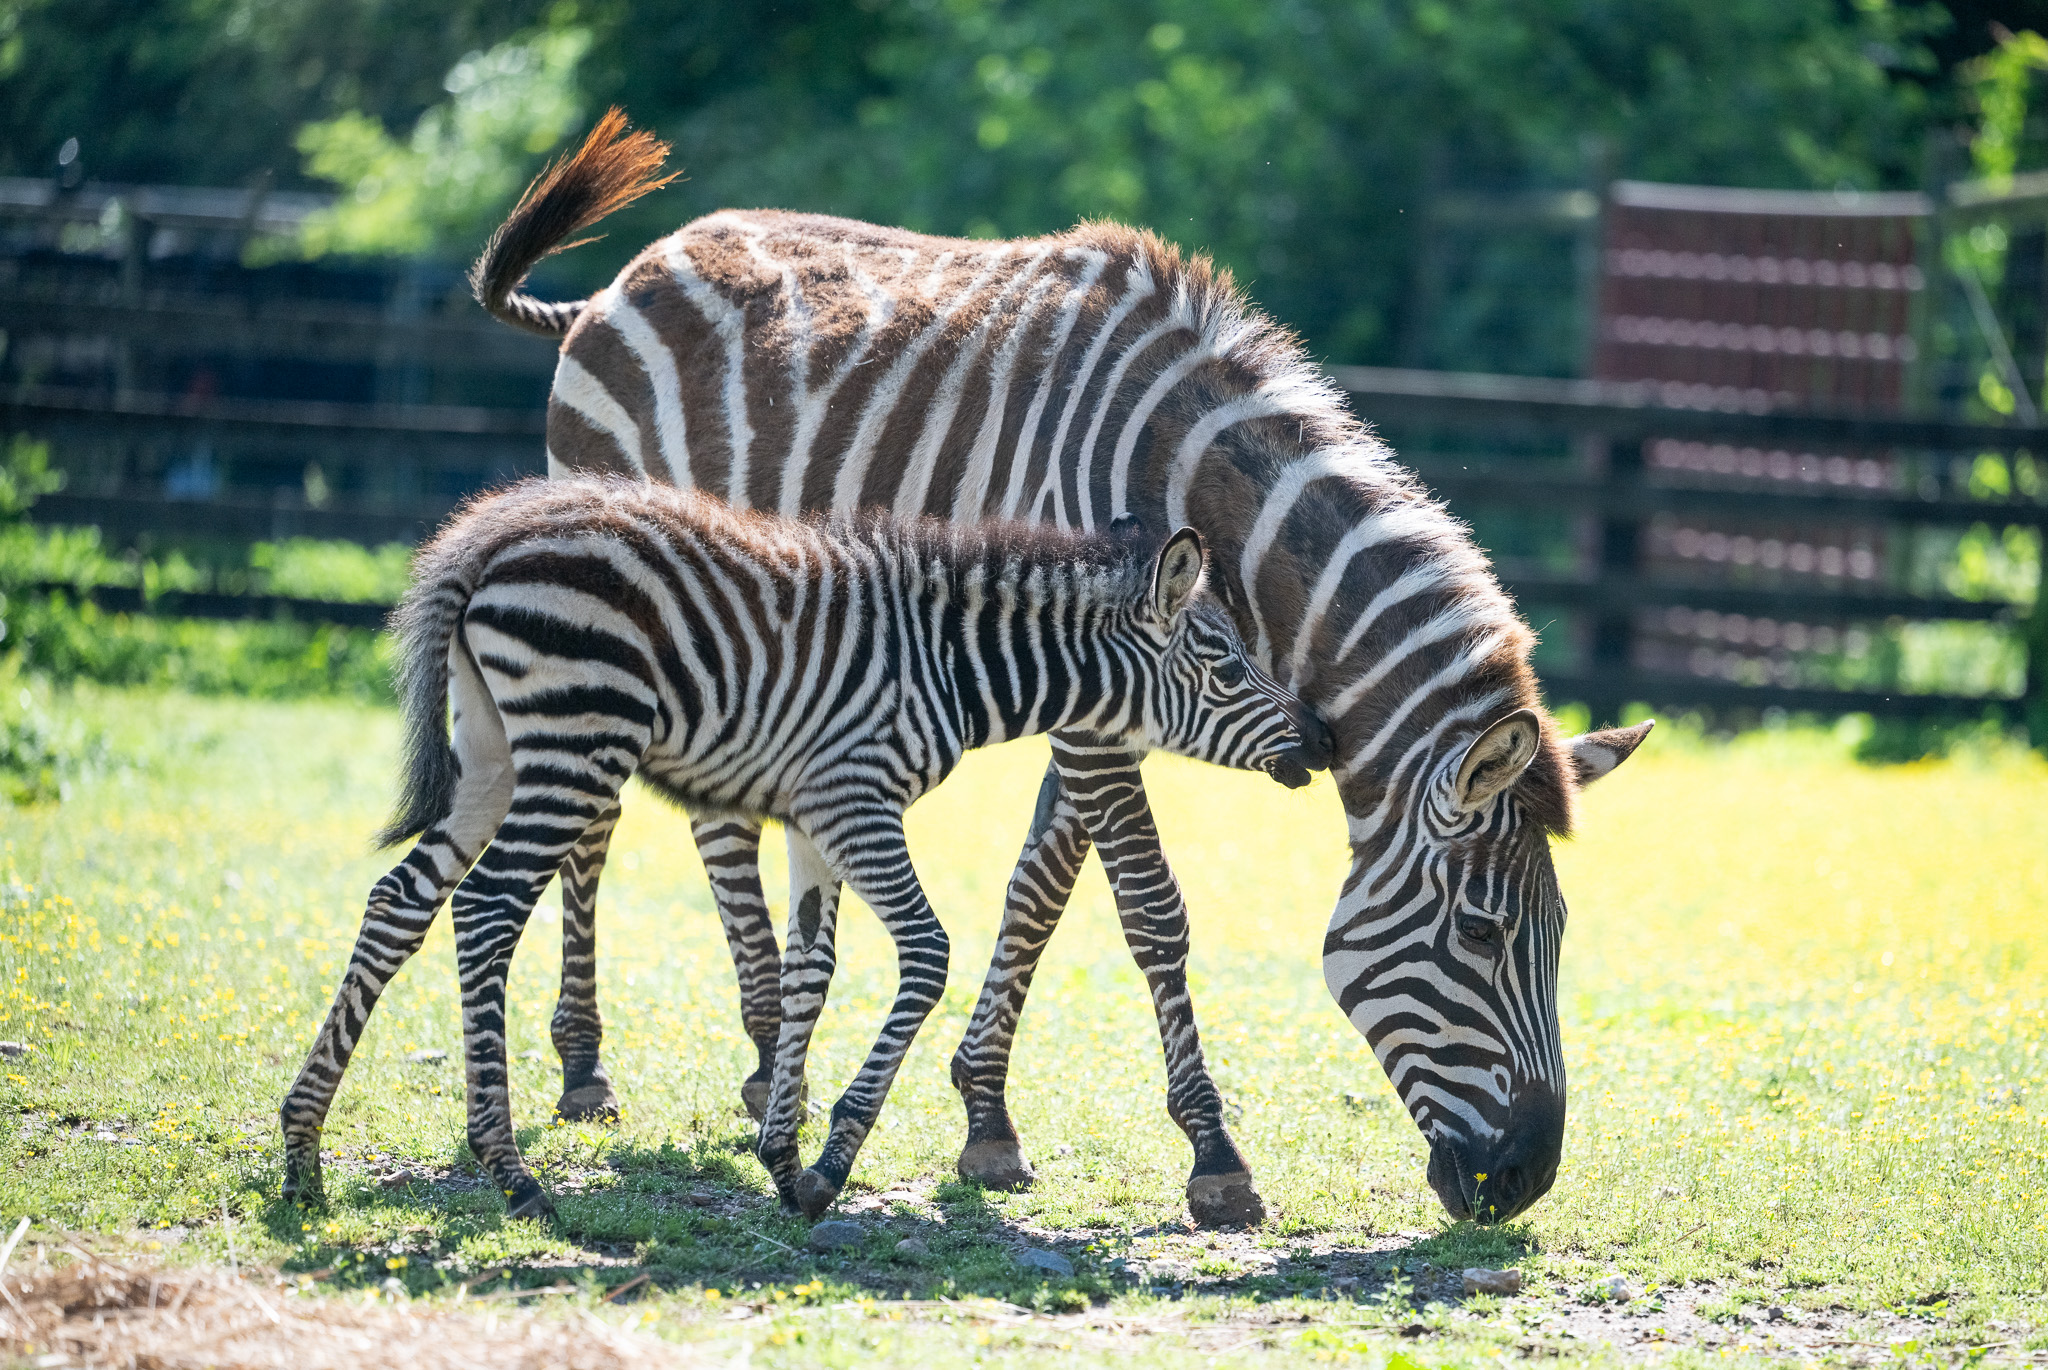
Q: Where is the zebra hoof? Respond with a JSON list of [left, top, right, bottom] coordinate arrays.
[[795, 1168, 841, 1220], [956, 1139, 1035, 1191], [281, 1158, 325, 1208], [505, 1179, 557, 1222], [1187, 1171, 1266, 1228], [555, 1082, 620, 1123]]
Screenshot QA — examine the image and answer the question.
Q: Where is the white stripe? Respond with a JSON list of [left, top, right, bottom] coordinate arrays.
[[1342, 638, 1512, 781], [998, 248, 1111, 520], [599, 291, 691, 485], [832, 247, 1013, 515], [951, 269, 1062, 521], [781, 250, 896, 518], [551, 353, 645, 475], [1071, 315, 1183, 532], [896, 247, 1055, 518], [1285, 501, 1452, 685], [1035, 260, 1157, 529], [666, 240, 757, 508]]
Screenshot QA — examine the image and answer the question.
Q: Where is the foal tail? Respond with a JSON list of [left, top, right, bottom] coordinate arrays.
[[469, 107, 676, 338], [375, 507, 509, 849]]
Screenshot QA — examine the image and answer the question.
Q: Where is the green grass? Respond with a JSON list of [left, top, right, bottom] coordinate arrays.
[[1, 687, 2045, 1366]]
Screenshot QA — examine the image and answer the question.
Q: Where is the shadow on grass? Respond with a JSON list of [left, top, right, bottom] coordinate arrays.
[[256, 1129, 1539, 1312]]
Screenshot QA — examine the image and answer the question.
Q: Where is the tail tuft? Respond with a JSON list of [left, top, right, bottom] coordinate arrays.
[[469, 107, 676, 337]]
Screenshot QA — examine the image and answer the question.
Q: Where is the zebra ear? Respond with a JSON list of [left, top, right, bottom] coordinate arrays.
[[1151, 527, 1206, 619], [1568, 719, 1654, 786], [1452, 708, 1542, 811]]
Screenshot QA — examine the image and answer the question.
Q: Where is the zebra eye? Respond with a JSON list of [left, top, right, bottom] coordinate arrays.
[[1456, 915, 1499, 947], [1213, 659, 1247, 688]]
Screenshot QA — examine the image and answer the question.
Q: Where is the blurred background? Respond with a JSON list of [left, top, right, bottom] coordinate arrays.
[[1, 0, 2046, 761]]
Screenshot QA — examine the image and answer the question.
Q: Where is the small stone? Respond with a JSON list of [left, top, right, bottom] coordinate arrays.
[[894, 1237, 930, 1260], [807, 1220, 865, 1252], [1590, 1275, 1633, 1302], [0, 1041, 28, 1058], [1462, 1267, 1522, 1296], [378, 1171, 411, 1189], [94, 1130, 121, 1142], [1014, 1248, 1074, 1278], [684, 1191, 720, 1207], [404, 1048, 448, 1064], [520, 1049, 544, 1062]]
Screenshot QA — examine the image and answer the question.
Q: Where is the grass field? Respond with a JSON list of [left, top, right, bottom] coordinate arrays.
[[2, 682, 2045, 1366]]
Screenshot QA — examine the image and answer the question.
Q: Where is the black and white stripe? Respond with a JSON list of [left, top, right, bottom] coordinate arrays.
[[278, 478, 1319, 1218]]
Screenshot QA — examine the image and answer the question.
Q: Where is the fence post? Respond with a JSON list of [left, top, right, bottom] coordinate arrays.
[[1589, 435, 1643, 724]]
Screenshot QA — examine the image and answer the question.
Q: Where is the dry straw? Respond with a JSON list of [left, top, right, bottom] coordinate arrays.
[[0, 1246, 697, 1370]]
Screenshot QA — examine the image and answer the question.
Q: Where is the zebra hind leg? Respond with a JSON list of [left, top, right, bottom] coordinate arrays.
[[551, 796, 623, 1123], [785, 811, 951, 1221], [1052, 737, 1266, 1229], [280, 651, 515, 1206], [756, 825, 842, 1213], [691, 816, 790, 1120], [449, 753, 641, 1222], [950, 762, 1090, 1192]]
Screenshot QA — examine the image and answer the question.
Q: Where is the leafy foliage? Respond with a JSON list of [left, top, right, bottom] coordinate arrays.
[[0, 0, 1986, 372], [294, 16, 592, 257]]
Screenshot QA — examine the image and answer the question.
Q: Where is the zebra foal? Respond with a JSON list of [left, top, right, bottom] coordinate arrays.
[[278, 476, 1324, 1218]]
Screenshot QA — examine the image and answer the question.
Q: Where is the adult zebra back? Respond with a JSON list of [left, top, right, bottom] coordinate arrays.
[[479, 112, 1652, 1225], [278, 477, 1318, 1217]]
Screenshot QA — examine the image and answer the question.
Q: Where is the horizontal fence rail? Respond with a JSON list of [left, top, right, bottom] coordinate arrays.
[[6, 287, 2044, 722]]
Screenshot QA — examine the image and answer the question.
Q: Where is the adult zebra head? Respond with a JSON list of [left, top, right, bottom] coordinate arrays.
[[1325, 704, 1652, 1223]]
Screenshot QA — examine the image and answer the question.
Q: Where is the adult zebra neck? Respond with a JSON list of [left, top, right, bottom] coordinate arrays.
[[1102, 352, 1579, 1227]]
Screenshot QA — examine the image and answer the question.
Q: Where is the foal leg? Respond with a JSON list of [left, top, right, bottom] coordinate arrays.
[[951, 763, 1091, 1191], [281, 643, 514, 1206], [755, 825, 843, 1211], [1060, 736, 1265, 1227], [453, 751, 641, 1220], [551, 796, 623, 1123], [690, 816, 788, 1120], [784, 808, 951, 1220]]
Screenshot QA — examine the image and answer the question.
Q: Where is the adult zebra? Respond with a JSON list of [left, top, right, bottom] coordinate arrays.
[[477, 112, 1652, 1227]]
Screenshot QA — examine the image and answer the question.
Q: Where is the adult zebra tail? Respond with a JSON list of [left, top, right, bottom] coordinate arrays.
[[372, 504, 509, 849], [469, 107, 677, 338]]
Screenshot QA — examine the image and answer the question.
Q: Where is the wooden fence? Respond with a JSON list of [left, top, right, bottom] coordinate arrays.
[[3, 193, 2044, 724]]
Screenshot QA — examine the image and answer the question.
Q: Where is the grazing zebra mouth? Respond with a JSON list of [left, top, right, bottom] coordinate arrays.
[[1424, 1085, 1567, 1224]]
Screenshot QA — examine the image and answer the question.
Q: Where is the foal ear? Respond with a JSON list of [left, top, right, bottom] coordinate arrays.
[[1452, 708, 1542, 811], [1567, 719, 1654, 786], [1151, 527, 1206, 619]]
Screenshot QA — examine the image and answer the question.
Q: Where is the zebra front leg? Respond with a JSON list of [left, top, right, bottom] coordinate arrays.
[[1052, 736, 1266, 1228], [756, 825, 842, 1213], [789, 809, 951, 1220], [951, 762, 1091, 1191], [690, 816, 788, 1120], [551, 796, 622, 1123]]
